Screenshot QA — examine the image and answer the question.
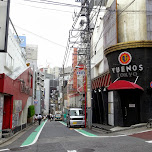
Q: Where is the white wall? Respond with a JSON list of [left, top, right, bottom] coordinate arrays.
[[44, 79, 50, 115], [118, 0, 147, 42], [91, 9, 109, 79], [0, 29, 26, 76]]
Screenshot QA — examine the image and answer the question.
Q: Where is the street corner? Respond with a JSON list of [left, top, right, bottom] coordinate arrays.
[[128, 129, 152, 143]]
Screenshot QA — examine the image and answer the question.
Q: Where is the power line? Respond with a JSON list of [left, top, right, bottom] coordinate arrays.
[[13, 24, 66, 48], [23, 0, 81, 8], [11, 2, 73, 13]]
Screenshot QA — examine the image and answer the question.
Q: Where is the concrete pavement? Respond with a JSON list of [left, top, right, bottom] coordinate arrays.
[[0, 120, 152, 151]]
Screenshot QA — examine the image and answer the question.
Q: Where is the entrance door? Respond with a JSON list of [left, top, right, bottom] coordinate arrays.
[[120, 90, 140, 127], [2, 95, 13, 129]]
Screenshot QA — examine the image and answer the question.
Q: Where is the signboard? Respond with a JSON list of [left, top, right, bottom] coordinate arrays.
[[77, 71, 85, 75], [14, 36, 26, 48], [0, 0, 10, 52], [129, 104, 135, 108], [34, 100, 38, 105], [118, 52, 132, 65], [111, 52, 144, 78]]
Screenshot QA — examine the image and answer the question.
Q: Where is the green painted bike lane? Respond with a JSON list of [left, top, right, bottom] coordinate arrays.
[[21, 120, 47, 147], [60, 121, 98, 137]]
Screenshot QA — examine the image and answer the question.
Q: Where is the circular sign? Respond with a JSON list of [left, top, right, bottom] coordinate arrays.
[[78, 64, 84, 70], [150, 82, 152, 88], [118, 52, 132, 65]]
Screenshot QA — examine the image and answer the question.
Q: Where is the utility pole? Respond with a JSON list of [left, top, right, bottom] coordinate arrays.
[[62, 65, 64, 112], [85, 0, 92, 129]]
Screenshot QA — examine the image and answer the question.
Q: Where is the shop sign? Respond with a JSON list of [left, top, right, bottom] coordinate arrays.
[[118, 52, 132, 65], [111, 52, 144, 78]]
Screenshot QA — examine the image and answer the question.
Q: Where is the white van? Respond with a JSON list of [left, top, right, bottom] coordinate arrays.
[[66, 108, 85, 128]]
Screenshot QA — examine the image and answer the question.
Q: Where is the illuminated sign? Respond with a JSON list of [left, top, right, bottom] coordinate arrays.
[[118, 52, 132, 65]]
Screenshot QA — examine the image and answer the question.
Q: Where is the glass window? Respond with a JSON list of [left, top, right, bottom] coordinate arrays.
[[70, 110, 83, 116]]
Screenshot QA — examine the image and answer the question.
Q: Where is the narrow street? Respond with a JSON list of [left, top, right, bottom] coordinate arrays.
[[0, 120, 152, 152]]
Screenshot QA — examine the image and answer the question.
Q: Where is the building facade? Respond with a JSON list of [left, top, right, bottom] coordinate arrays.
[[91, 0, 152, 127], [0, 0, 33, 138]]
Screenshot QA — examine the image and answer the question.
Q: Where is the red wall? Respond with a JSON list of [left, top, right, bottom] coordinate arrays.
[[0, 67, 33, 112]]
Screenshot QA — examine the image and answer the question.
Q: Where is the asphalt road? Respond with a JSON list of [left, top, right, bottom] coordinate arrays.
[[0, 120, 152, 152]]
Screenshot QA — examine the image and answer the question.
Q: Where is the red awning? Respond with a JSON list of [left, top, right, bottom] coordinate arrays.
[[108, 80, 144, 91]]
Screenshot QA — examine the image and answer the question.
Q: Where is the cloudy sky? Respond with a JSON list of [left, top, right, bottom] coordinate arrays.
[[9, 0, 81, 68]]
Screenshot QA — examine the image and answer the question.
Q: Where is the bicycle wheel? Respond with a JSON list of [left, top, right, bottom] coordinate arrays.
[[146, 121, 152, 128]]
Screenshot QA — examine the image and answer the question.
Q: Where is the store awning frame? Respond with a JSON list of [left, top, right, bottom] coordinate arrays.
[[107, 80, 144, 91]]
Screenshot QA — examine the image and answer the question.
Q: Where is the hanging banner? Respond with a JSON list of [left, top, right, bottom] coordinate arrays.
[[0, 0, 10, 52]]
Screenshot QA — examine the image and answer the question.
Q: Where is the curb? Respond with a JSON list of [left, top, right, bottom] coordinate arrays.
[[110, 124, 146, 133], [92, 124, 147, 134]]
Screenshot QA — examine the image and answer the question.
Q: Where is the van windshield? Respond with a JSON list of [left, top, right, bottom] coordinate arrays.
[[70, 110, 83, 116], [56, 114, 61, 117]]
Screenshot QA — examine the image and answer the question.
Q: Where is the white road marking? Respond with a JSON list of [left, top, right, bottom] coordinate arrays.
[[59, 121, 152, 140], [0, 148, 9, 151], [145, 140, 152, 143], [67, 150, 77, 152], [20, 120, 47, 147], [59, 121, 66, 126]]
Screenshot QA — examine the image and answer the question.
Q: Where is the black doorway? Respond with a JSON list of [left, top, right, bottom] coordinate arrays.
[[119, 90, 140, 127]]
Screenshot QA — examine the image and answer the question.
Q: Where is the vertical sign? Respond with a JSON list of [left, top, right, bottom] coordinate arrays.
[[0, 0, 10, 52]]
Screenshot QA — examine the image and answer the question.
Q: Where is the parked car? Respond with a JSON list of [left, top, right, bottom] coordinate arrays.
[[66, 108, 85, 128]]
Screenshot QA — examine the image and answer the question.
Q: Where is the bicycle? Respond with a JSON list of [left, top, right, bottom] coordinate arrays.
[[146, 119, 152, 128]]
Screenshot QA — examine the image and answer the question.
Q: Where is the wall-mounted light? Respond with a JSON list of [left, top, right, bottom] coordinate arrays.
[[103, 87, 107, 92]]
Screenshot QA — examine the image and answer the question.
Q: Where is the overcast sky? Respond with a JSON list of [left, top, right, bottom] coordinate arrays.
[[10, 0, 80, 68]]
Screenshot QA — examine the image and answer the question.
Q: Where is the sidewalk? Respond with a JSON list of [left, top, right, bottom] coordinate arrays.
[[0, 123, 36, 146], [92, 123, 147, 134]]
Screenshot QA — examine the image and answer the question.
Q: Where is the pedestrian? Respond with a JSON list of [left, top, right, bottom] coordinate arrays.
[[47, 114, 51, 121], [50, 113, 52, 121], [43, 115, 46, 121], [52, 114, 54, 120], [37, 114, 42, 125]]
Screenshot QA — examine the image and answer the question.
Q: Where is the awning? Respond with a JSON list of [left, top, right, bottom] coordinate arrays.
[[107, 80, 144, 91], [92, 73, 111, 89]]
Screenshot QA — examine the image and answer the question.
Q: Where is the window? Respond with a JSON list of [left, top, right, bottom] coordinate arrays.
[[70, 110, 84, 116]]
